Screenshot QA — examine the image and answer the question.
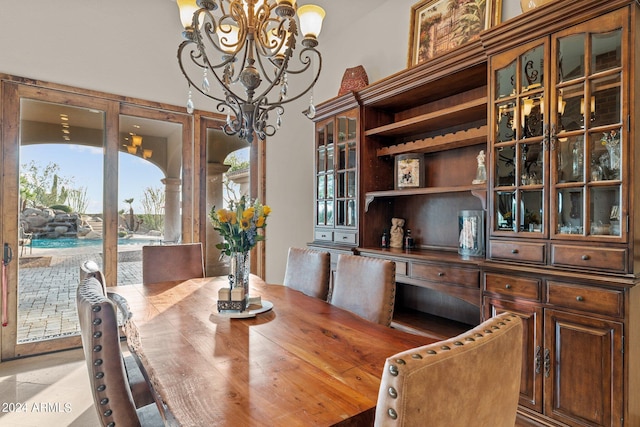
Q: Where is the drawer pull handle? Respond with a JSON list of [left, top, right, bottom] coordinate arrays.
[[505, 284, 512, 289], [576, 296, 584, 302], [511, 249, 519, 254], [581, 254, 590, 261], [342, 235, 348, 240], [437, 272, 445, 277]]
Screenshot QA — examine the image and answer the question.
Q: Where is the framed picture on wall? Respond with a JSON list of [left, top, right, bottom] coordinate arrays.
[[408, 0, 491, 67]]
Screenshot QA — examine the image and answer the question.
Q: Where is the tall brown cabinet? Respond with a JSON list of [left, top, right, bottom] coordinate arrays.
[[309, 1, 639, 425]]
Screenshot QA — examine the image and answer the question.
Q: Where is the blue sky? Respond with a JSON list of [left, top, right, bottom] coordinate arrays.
[[20, 144, 165, 214]]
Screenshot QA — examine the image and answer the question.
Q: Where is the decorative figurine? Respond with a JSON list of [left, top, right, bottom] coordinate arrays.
[[390, 218, 405, 248], [472, 150, 487, 184]]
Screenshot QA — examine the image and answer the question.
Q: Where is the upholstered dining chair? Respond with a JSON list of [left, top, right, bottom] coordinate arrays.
[[77, 277, 164, 426], [79, 259, 107, 294], [283, 247, 331, 300], [374, 312, 523, 427], [330, 254, 396, 326], [78, 260, 156, 409], [142, 242, 204, 285]]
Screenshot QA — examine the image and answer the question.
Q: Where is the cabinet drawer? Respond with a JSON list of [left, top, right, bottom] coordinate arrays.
[[485, 273, 541, 301], [412, 263, 479, 288], [333, 231, 357, 245], [489, 240, 545, 264], [547, 281, 623, 317], [550, 244, 627, 273], [314, 230, 333, 241], [395, 261, 408, 277]]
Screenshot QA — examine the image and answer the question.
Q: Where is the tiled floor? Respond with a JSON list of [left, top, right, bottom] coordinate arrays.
[[0, 348, 100, 426]]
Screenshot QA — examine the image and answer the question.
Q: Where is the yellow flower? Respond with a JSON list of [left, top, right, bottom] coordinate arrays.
[[240, 217, 251, 230], [229, 211, 237, 225], [256, 216, 265, 227], [242, 207, 255, 220], [216, 209, 230, 223], [262, 205, 271, 216]]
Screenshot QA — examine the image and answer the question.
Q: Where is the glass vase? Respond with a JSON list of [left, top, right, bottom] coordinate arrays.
[[229, 251, 250, 299]]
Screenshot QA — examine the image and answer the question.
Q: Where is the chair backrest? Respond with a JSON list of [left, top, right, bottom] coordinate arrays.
[[79, 260, 107, 295], [374, 312, 523, 427], [283, 247, 331, 300], [331, 254, 396, 326], [142, 243, 204, 285], [76, 277, 141, 427]]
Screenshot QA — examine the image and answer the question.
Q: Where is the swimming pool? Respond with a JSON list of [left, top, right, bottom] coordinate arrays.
[[31, 237, 156, 249]]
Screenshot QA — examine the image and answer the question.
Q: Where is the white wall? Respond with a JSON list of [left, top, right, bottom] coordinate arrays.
[[0, 0, 417, 283]]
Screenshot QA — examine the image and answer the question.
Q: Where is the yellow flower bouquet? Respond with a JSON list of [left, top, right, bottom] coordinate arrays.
[[209, 196, 271, 257]]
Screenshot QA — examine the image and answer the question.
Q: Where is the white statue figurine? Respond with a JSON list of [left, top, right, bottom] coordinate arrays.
[[472, 150, 487, 184], [389, 218, 405, 248]]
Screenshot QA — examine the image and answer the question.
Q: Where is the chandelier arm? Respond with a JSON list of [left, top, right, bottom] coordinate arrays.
[[269, 48, 322, 107]]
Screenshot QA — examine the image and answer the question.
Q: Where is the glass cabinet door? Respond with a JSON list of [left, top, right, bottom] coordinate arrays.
[[335, 112, 358, 228], [315, 118, 334, 227], [491, 40, 547, 236], [550, 10, 625, 240]]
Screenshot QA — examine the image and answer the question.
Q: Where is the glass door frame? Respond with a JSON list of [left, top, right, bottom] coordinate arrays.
[[0, 80, 197, 359]]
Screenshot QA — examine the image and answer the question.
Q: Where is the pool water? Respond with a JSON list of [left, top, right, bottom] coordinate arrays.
[[31, 237, 152, 249]]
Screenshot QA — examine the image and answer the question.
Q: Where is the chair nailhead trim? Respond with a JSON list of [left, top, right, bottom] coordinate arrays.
[[389, 365, 399, 376], [97, 384, 106, 392], [93, 345, 102, 352], [440, 345, 451, 351], [95, 372, 104, 379], [395, 358, 406, 365], [93, 331, 102, 338], [94, 359, 103, 366], [104, 409, 112, 417], [388, 387, 398, 398], [454, 341, 463, 346], [107, 423, 115, 427], [92, 305, 101, 312], [93, 318, 102, 325], [426, 349, 437, 354], [411, 354, 422, 359], [100, 398, 109, 405], [388, 408, 398, 419], [465, 337, 475, 342]]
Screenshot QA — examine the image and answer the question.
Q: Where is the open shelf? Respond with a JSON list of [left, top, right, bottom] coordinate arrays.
[[365, 185, 486, 211], [392, 308, 476, 340], [376, 125, 487, 157], [365, 97, 487, 139]]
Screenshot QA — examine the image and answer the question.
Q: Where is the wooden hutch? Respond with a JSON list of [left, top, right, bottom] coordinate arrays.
[[308, 1, 640, 426]]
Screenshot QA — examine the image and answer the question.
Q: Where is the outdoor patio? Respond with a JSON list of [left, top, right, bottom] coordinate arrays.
[[17, 246, 144, 343]]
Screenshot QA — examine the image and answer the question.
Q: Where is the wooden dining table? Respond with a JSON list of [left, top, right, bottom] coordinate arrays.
[[110, 276, 436, 426]]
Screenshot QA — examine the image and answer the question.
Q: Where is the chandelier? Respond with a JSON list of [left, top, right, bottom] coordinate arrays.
[[176, 0, 325, 142]]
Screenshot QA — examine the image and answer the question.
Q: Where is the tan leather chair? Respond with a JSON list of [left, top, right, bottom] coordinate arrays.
[[78, 260, 156, 409], [283, 247, 331, 300], [374, 312, 523, 427], [77, 277, 164, 426], [142, 243, 204, 285], [79, 260, 107, 294], [331, 254, 396, 326]]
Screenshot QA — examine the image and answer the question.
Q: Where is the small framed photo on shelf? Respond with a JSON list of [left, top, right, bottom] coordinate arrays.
[[395, 153, 425, 189]]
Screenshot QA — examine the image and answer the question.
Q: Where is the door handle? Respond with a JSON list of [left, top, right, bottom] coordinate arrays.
[[2, 243, 12, 327]]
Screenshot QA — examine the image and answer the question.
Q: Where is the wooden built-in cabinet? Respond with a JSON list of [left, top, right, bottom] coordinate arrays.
[[309, 1, 639, 425]]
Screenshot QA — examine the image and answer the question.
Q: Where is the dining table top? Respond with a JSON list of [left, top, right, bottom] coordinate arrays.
[[110, 275, 436, 427]]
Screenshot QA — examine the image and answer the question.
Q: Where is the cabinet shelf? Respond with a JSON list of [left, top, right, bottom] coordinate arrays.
[[376, 125, 487, 157], [365, 185, 486, 211], [364, 97, 486, 139]]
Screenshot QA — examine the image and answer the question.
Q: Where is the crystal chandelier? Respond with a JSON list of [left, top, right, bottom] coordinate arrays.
[[176, 0, 325, 142]]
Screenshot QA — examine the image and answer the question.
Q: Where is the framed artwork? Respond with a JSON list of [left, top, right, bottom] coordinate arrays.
[[395, 153, 425, 189], [408, 0, 491, 67]]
